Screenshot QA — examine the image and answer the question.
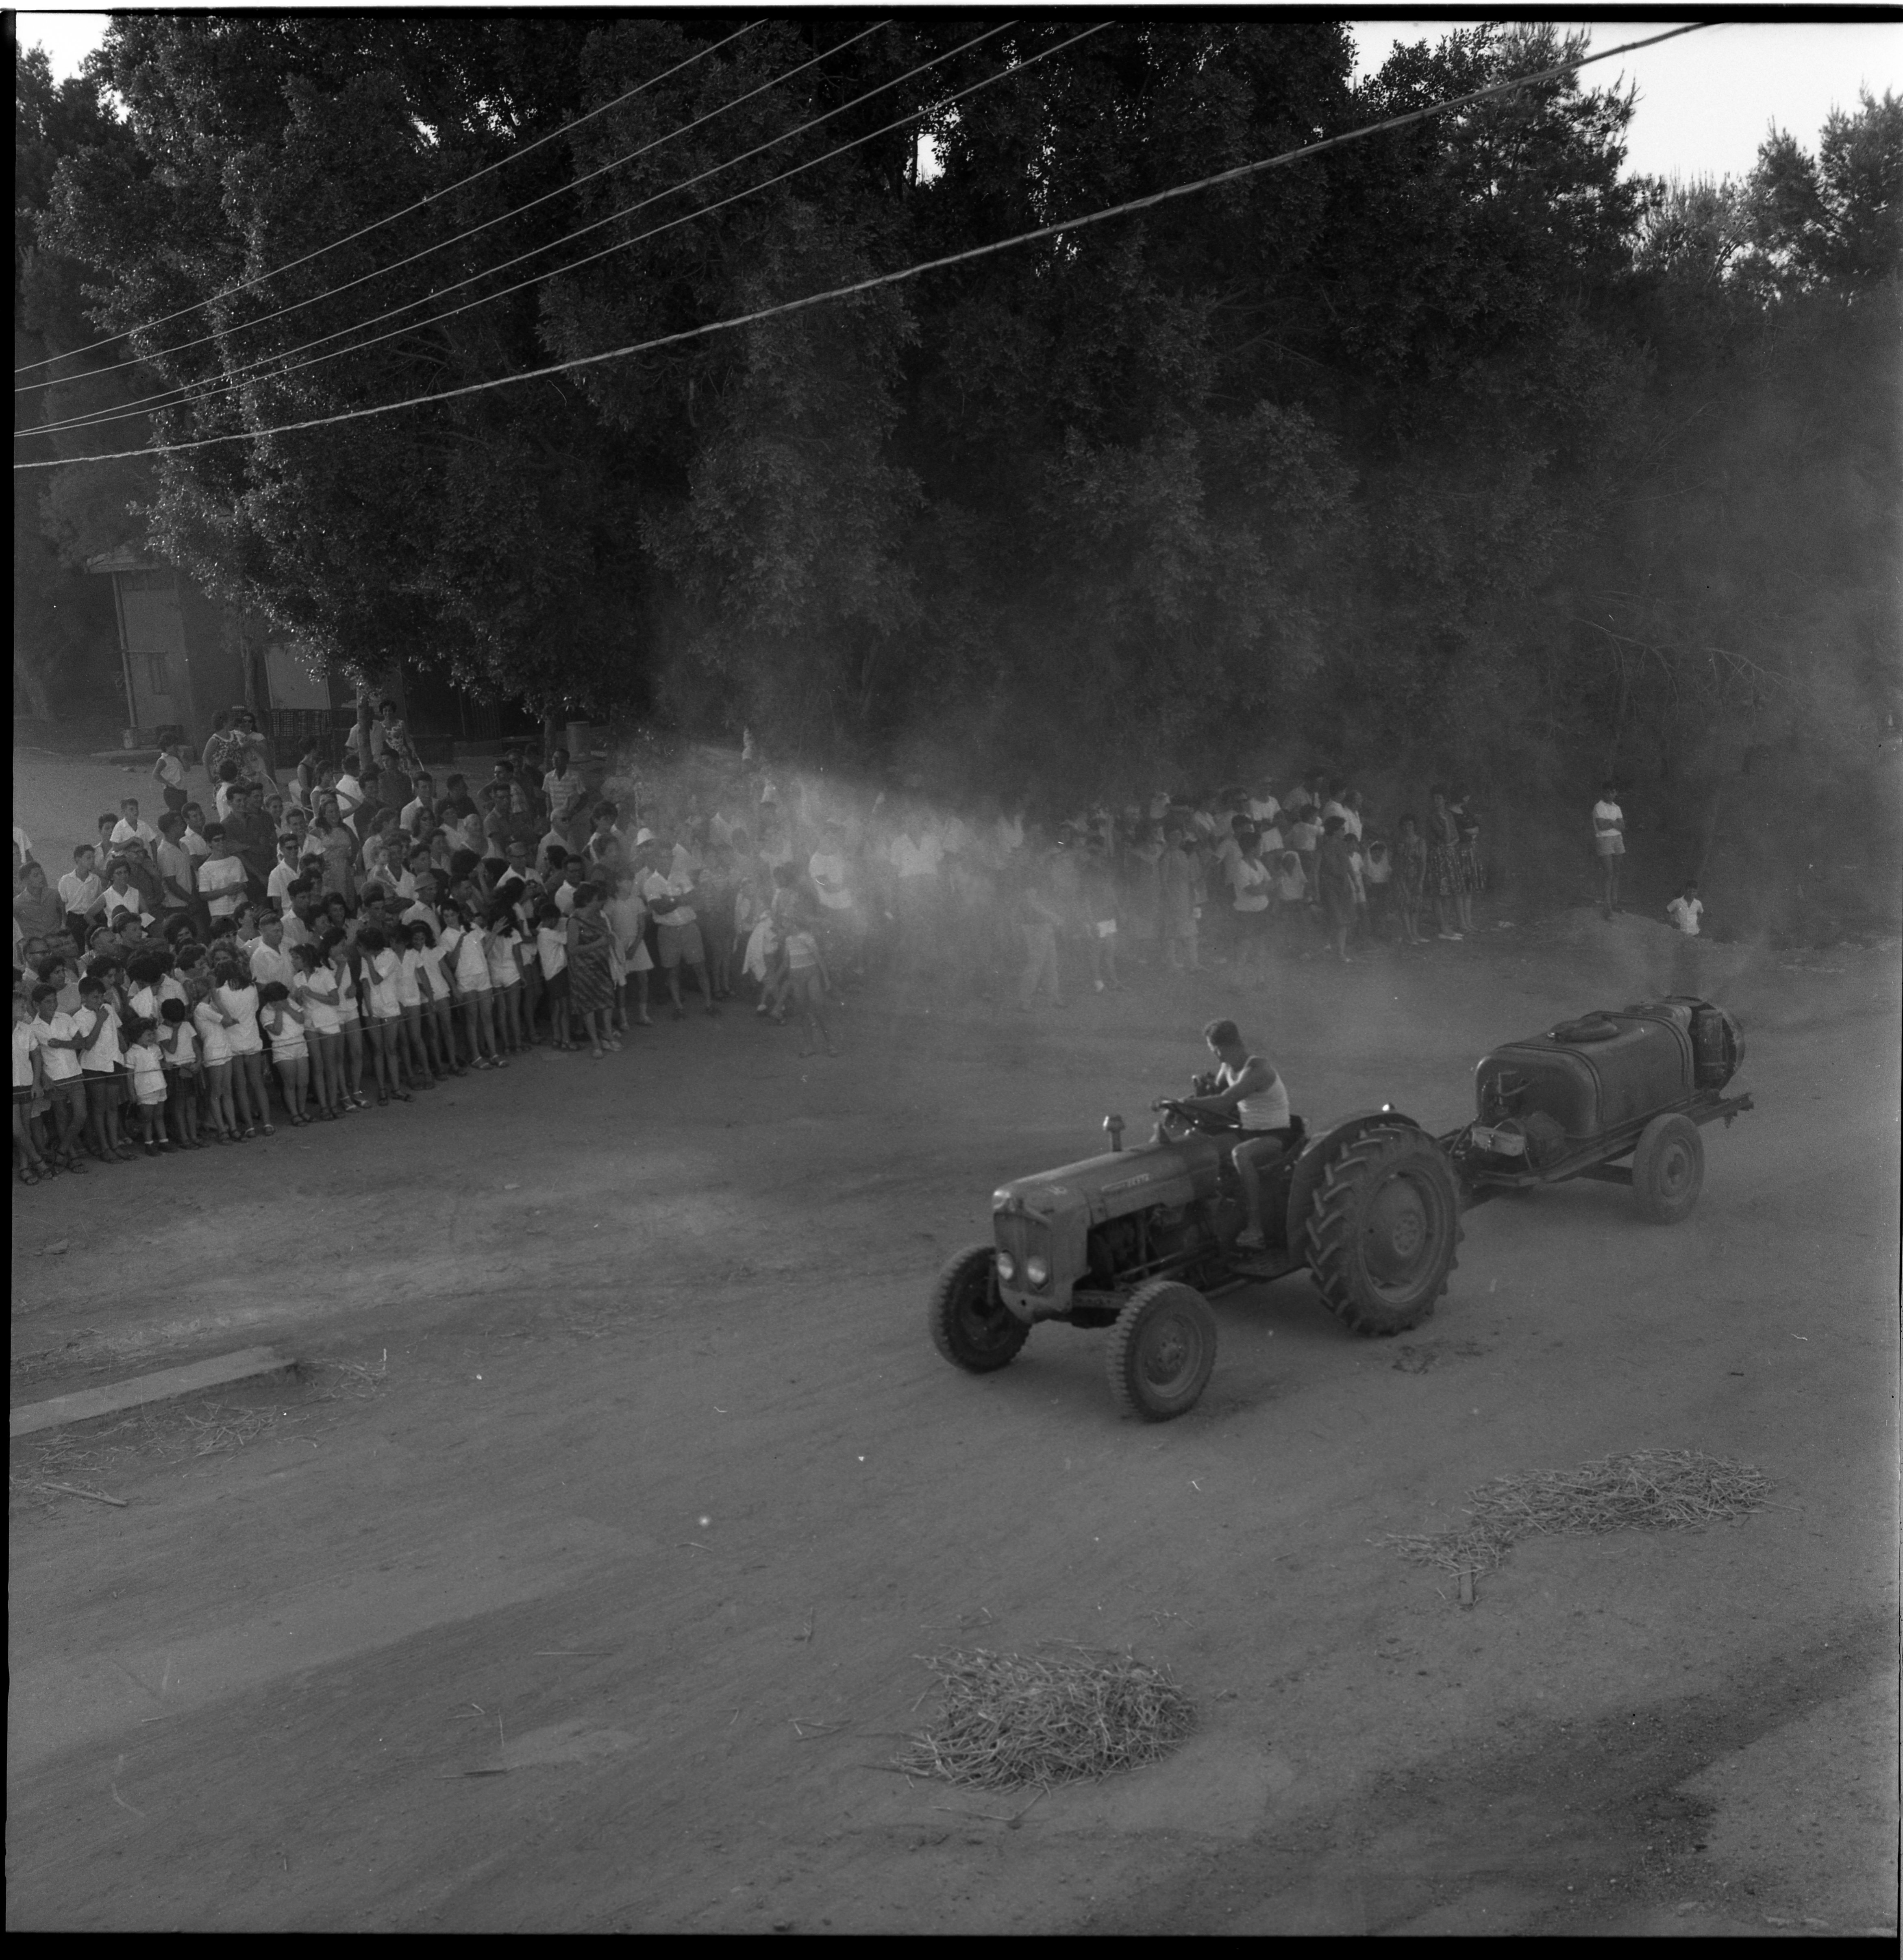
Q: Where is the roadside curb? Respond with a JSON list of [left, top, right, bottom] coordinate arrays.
[[10, 1345, 297, 1438]]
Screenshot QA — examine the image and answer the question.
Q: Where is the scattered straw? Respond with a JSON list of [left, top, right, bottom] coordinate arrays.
[[896, 1646, 1194, 1790], [1383, 1449, 1770, 1579]]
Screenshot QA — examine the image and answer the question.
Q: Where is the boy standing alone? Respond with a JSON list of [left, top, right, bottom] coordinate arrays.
[[1592, 781, 1625, 919]]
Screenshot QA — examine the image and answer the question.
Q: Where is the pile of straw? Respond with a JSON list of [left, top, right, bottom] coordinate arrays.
[[898, 1645, 1194, 1790], [1385, 1448, 1770, 1579]]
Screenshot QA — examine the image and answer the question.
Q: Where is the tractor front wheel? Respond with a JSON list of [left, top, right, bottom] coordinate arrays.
[[1632, 1114, 1704, 1224], [1306, 1126, 1462, 1337], [928, 1244, 1029, 1373], [1105, 1281, 1218, 1421]]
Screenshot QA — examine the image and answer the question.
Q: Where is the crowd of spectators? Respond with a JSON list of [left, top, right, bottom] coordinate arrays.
[[11, 699, 1489, 1185]]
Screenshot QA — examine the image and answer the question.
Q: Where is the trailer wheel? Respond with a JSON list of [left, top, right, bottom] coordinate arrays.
[[1106, 1281, 1217, 1421], [1307, 1127, 1462, 1336], [928, 1245, 1029, 1373], [1631, 1114, 1704, 1224]]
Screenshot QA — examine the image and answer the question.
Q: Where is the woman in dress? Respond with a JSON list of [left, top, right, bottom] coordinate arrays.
[[565, 882, 617, 1057], [307, 795, 357, 906]]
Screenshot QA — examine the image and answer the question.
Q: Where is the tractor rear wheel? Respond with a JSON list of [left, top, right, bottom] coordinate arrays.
[[1631, 1113, 1704, 1224], [1306, 1126, 1462, 1337], [928, 1244, 1029, 1373], [1105, 1281, 1217, 1421]]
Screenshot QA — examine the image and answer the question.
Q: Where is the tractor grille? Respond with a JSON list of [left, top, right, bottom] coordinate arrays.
[[994, 1211, 1046, 1275]]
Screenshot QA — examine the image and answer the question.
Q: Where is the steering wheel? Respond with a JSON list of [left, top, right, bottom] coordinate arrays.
[[1151, 1097, 1241, 1137]]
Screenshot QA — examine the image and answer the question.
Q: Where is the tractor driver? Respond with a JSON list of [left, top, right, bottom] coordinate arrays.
[[1178, 1018, 1295, 1252]]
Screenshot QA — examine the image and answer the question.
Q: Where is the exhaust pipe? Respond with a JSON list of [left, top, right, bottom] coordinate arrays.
[[1104, 1114, 1125, 1152]]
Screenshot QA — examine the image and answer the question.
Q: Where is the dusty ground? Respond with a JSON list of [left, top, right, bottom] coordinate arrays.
[[9, 747, 1900, 1935]]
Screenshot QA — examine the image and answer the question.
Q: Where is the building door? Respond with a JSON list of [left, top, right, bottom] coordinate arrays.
[[116, 569, 189, 738]]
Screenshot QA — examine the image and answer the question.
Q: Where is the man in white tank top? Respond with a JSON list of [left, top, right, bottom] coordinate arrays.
[[1179, 1019, 1295, 1251]]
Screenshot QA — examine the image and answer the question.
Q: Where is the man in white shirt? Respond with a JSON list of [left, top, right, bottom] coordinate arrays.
[[334, 767, 367, 830], [639, 835, 716, 1017], [109, 797, 159, 849], [153, 814, 198, 917], [248, 910, 297, 990], [1665, 882, 1703, 937], [551, 858, 587, 916], [266, 835, 302, 912], [1592, 780, 1626, 919], [58, 847, 107, 938], [400, 872, 444, 938], [99, 865, 151, 930], [400, 773, 435, 832], [1246, 779, 1280, 827], [1321, 783, 1359, 838], [181, 806, 211, 859], [197, 827, 248, 921]]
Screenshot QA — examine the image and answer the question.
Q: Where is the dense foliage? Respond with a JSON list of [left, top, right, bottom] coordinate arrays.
[[17, 19, 1901, 822]]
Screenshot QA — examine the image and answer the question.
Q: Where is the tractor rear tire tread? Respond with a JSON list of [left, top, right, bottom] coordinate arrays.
[[1307, 1128, 1461, 1337]]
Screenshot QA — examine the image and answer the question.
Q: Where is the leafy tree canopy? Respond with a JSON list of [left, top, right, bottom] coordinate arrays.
[[19, 22, 1900, 811]]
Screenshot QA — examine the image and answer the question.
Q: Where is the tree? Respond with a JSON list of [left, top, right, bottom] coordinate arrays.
[[14, 44, 148, 719], [26, 11, 1899, 867]]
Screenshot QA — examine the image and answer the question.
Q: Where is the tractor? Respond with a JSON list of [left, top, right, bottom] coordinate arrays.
[[927, 995, 1752, 1421]]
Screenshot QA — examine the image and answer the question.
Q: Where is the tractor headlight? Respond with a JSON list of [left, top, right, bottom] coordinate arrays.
[[995, 1251, 1017, 1283], [1025, 1256, 1050, 1289]]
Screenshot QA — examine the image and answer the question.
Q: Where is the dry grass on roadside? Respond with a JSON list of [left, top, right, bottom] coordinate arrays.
[[8, 1354, 392, 1509], [897, 1645, 1194, 1791], [1383, 1448, 1771, 1580]]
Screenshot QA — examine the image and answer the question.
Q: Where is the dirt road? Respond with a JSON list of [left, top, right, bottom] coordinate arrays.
[[9, 890, 1898, 1933]]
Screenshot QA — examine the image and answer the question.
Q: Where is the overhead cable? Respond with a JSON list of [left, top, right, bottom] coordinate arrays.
[[15, 24, 1709, 474], [14, 16, 764, 378]]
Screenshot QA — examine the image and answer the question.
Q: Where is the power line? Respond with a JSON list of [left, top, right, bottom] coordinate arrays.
[[15, 24, 1710, 476], [28, 20, 1054, 444], [13, 17, 764, 379], [26, 19, 1022, 443], [17, 17, 887, 399]]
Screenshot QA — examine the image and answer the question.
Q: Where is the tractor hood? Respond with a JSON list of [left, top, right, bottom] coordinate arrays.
[[992, 1136, 1221, 1226]]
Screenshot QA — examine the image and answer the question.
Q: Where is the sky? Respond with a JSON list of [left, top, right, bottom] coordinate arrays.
[[1349, 19, 1901, 183], [16, 11, 1901, 185]]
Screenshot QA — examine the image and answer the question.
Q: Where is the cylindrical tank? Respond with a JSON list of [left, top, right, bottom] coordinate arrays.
[[1475, 998, 1712, 1140]]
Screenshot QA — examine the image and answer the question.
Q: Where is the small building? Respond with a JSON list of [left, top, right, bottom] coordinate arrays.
[[86, 551, 535, 762], [87, 547, 261, 752]]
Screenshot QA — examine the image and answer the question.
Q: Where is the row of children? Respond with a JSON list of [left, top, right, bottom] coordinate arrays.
[[11, 820, 855, 1183]]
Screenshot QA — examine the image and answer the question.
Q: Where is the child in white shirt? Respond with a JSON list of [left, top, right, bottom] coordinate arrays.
[[214, 962, 270, 1136], [394, 930, 437, 1089], [325, 930, 369, 1111], [74, 976, 132, 1160], [484, 912, 526, 1056], [13, 989, 52, 1183], [444, 900, 504, 1069], [535, 903, 572, 1052], [355, 925, 411, 1105], [192, 979, 239, 1141], [408, 921, 460, 1078], [257, 981, 311, 1124], [158, 997, 203, 1146], [125, 1015, 171, 1152], [292, 943, 341, 1118]]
